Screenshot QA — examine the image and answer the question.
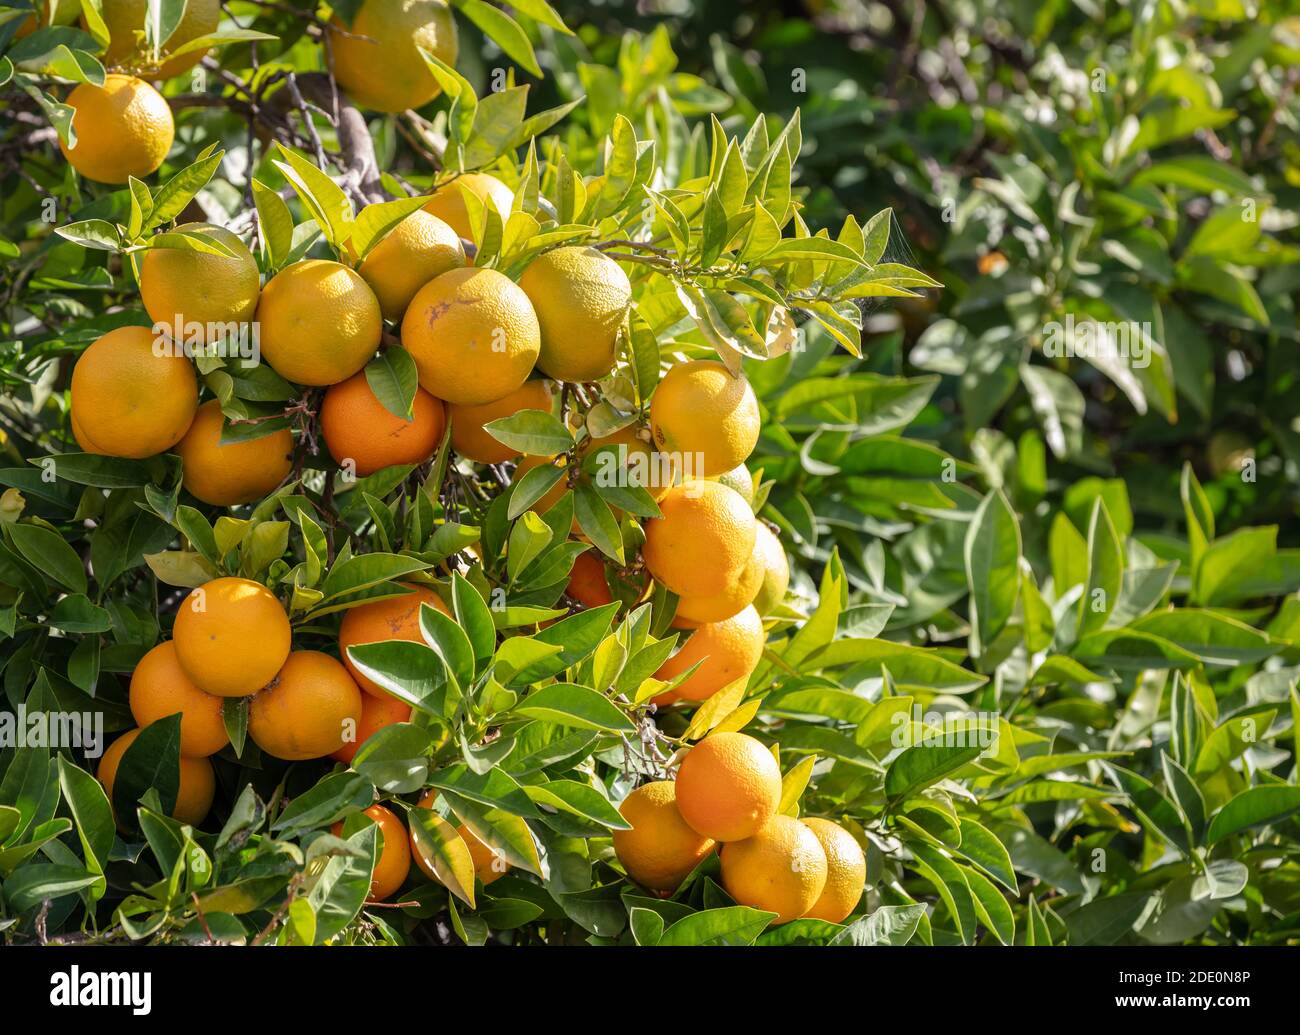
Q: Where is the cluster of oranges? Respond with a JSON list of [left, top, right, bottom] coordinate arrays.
[[614, 733, 867, 924]]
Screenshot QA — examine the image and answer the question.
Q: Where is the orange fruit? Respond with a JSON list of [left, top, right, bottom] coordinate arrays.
[[654, 605, 764, 702], [98, 729, 215, 827], [330, 0, 457, 114], [711, 462, 754, 504], [566, 551, 613, 609], [255, 259, 382, 386], [449, 379, 553, 464], [172, 577, 292, 697], [612, 781, 715, 894], [140, 223, 260, 341], [60, 74, 173, 183], [675, 732, 781, 842], [801, 818, 867, 923], [70, 326, 197, 459], [174, 400, 294, 507], [720, 815, 828, 924], [401, 267, 540, 405], [422, 172, 514, 242], [642, 481, 756, 599], [357, 209, 465, 322], [249, 651, 363, 760], [338, 584, 451, 697], [410, 790, 509, 886], [586, 423, 672, 501], [518, 246, 631, 382], [650, 360, 760, 478], [96, 0, 221, 79], [750, 523, 790, 616], [320, 368, 446, 477], [333, 804, 410, 901], [128, 641, 228, 758], [331, 692, 412, 764], [674, 548, 764, 624]]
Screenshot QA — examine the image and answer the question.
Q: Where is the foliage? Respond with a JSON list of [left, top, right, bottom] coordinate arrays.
[[1, 0, 1299, 947]]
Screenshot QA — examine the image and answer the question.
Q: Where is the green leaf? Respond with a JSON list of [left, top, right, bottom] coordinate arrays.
[[512, 682, 637, 733], [364, 349, 420, 423]]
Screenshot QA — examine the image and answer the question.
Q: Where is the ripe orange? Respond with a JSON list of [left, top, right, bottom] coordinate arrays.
[[249, 651, 363, 760], [675, 548, 764, 624], [174, 400, 294, 507], [70, 326, 197, 459], [585, 423, 672, 502], [128, 641, 228, 758], [172, 577, 292, 697], [140, 223, 260, 340], [422, 172, 514, 242], [449, 379, 553, 464], [320, 368, 446, 477], [613, 781, 715, 894], [720, 815, 828, 924], [750, 523, 790, 616], [566, 551, 613, 609], [401, 267, 540, 405], [98, 729, 215, 827], [642, 481, 756, 599], [60, 74, 173, 184], [411, 790, 509, 886], [801, 818, 867, 923], [338, 584, 451, 697], [357, 209, 465, 322], [650, 360, 760, 478], [654, 605, 764, 702], [255, 259, 382, 386], [96, 0, 221, 79], [675, 732, 781, 842], [518, 246, 631, 382], [333, 804, 410, 901], [331, 692, 412, 764], [330, 0, 458, 113]]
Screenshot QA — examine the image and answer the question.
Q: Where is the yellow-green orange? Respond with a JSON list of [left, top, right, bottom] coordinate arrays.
[[675, 732, 781, 842], [720, 815, 828, 924], [401, 267, 540, 405], [358, 209, 465, 322], [60, 74, 173, 184], [519, 246, 631, 382], [801, 818, 867, 923], [613, 782, 715, 894], [128, 641, 228, 757], [172, 577, 291, 697], [255, 260, 381, 386], [643, 481, 756, 599], [70, 326, 197, 459], [140, 223, 260, 341], [331, 0, 457, 113], [98, 729, 215, 827], [174, 400, 293, 506], [422, 172, 514, 242], [449, 379, 552, 463], [651, 360, 760, 477], [95, 0, 221, 79], [751, 523, 790, 616]]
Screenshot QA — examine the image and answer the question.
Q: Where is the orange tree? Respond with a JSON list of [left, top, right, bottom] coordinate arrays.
[[1, 2, 1298, 948]]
